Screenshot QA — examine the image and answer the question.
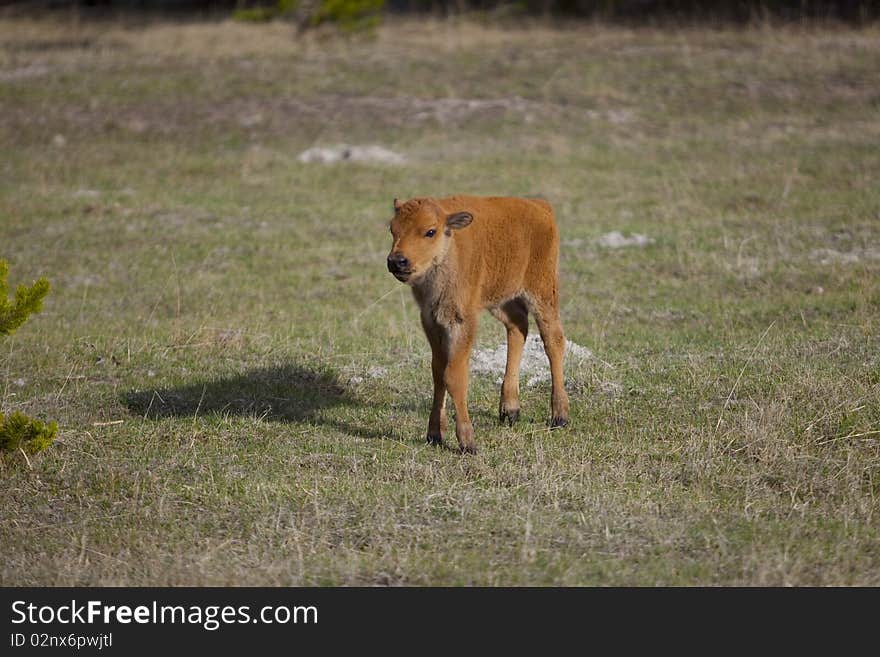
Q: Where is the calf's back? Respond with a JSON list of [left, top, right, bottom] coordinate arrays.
[[435, 195, 559, 306]]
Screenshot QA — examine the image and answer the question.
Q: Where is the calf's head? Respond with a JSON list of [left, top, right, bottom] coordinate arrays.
[[387, 197, 472, 284]]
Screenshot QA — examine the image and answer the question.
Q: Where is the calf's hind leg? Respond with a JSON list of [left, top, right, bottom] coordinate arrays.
[[532, 299, 570, 429], [490, 298, 529, 426]]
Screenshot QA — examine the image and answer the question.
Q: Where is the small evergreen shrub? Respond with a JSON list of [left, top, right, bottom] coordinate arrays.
[[0, 411, 58, 455], [233, 0, 297, 22], [0, 260, 56, 456], [308, 0, 385, 30], [233, 0, 384, 30], [0, 260, 49, 337]]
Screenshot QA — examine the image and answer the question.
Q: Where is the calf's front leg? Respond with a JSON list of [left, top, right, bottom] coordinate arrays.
[[421, 317, 448, 446], [444, 317, 477, 454]]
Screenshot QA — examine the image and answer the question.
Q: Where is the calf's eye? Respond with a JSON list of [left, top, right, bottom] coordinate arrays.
[[425, 229, 436, 238]]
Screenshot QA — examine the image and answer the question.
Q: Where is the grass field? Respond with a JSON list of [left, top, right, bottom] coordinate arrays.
[[1, 16, 879, 585]]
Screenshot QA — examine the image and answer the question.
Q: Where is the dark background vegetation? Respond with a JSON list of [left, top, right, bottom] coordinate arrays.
[[2, 0, 877, 22]]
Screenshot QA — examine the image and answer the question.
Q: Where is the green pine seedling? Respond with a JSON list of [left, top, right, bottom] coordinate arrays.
[[0, 260, 50, 337], [0, 411, 58, 454], [0, 260, 56, 455]]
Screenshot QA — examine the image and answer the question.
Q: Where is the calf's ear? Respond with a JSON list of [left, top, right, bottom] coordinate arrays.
[[393, 198, 403, 212], [445, 211, 473, 230]]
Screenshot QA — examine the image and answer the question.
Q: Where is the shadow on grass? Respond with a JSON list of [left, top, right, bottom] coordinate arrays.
[[122, 363, 429, 445], [124, 364, 355, 424]]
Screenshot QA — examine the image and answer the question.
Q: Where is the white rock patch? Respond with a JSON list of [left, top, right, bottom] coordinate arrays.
[[73, 189, 101, 199], [347, 364, 389, 386], [0, 64, 49, 82], [367, 366, 388, 379], [297, 144, 405, 165], [596, 231, 654, 249], [810, 247, 880, 265], [598, 381, 625, 397], [471, 334, 593, 387]]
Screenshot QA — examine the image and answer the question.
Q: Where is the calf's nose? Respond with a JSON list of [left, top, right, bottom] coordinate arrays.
[[387, 253, 410, 272]]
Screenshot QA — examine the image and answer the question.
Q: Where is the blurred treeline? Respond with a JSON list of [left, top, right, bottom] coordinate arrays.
[[1, 0, 876, 24]]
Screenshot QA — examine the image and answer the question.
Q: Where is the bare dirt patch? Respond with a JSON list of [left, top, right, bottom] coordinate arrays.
[[1, 89, 581, 138]]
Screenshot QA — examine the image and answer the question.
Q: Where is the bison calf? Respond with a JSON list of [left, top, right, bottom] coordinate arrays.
[[387, 195, 570, 454]]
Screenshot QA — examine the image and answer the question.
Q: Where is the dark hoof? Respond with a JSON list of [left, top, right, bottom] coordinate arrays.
[[426, 433, 443, 446], [499, 408, 520, 426], [550, 416, 569, 429], [459, 443, 477, 455]]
